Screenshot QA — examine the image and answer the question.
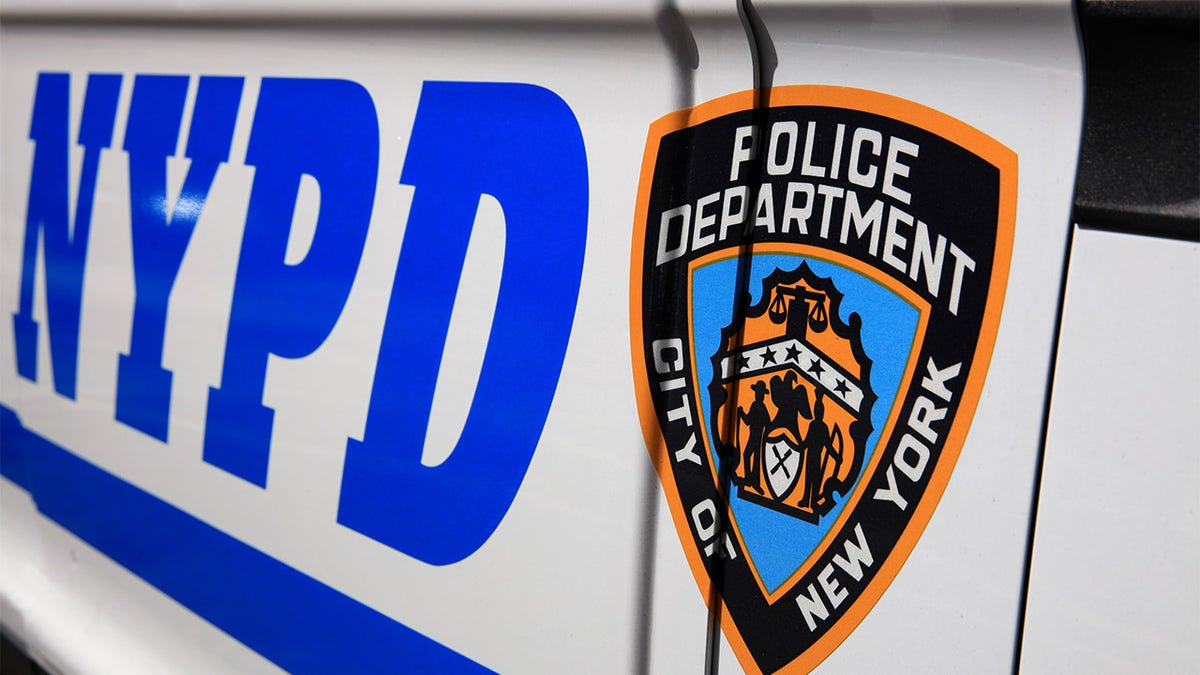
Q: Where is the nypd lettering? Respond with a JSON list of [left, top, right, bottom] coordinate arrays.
[[10, 73, 588, 566], [631, 86, 1015, 674]]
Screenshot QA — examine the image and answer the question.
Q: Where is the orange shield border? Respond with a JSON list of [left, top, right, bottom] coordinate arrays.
[[630, 86, 1016, 674]]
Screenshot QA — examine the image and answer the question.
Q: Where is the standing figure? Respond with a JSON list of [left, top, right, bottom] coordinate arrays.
[[738, 381, 771, 493], [801, 392, 835, 509], [769, 371, 811, 442]]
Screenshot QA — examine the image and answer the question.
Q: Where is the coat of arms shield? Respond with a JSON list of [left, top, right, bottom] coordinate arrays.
[[708, 263, 875, 523]]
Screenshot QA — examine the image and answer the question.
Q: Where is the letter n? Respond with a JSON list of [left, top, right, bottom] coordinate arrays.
[[12, 73, 121, 399]]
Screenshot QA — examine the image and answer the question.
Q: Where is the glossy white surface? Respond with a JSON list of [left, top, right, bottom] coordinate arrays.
[[0, 485, 283, 675], [0, 0, 1074, 21], [0, 2, 1104, 673], [1021, 227, 1200, 674]]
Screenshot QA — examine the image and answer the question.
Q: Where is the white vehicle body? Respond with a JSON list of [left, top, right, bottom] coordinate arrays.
[[0, 1, 1195, 673]]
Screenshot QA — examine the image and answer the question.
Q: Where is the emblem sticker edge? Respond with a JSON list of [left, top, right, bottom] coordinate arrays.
[[630, 85, 1017, 673]]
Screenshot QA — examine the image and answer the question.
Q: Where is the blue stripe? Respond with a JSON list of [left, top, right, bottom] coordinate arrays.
[[0, 405, 493, 674]]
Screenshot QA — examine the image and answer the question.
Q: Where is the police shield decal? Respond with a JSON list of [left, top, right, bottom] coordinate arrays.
[[630, 86, 1016, 674]]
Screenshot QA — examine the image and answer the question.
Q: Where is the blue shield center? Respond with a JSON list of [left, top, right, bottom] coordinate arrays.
[[691, 253, 920, 594]]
